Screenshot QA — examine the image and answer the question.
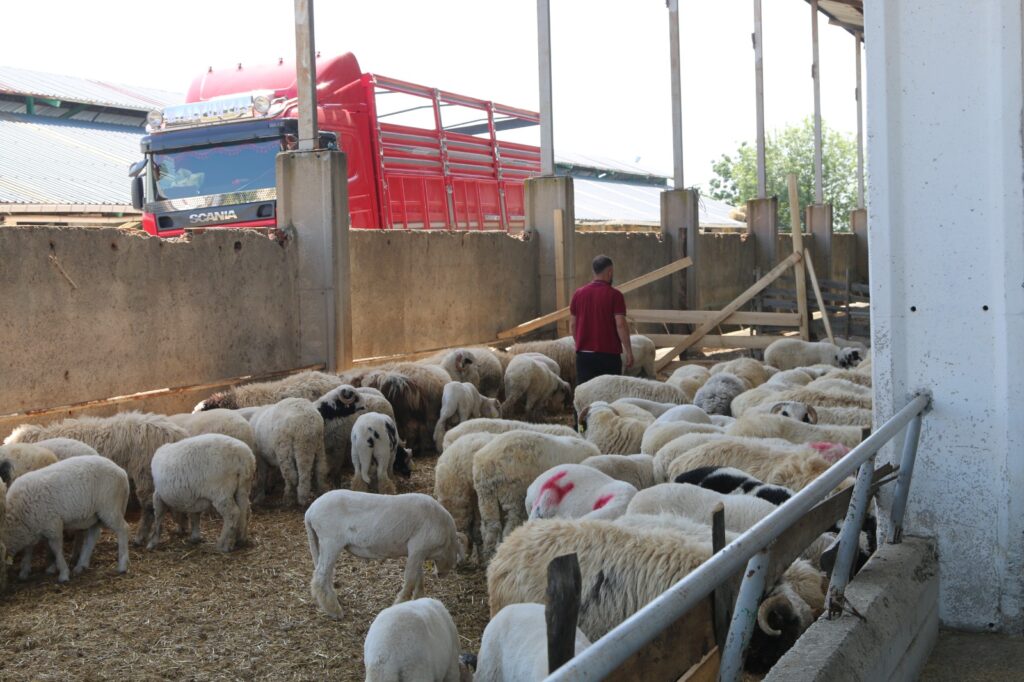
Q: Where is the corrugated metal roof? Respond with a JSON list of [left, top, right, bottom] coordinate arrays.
[[0, 65, 182, 112], [573, 178, 743, 228], [0, 114, 141, 207], [809, 1, 864, 34]]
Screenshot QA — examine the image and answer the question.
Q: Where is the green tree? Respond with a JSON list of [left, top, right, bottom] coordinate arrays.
[[706, 118, 859, 231]]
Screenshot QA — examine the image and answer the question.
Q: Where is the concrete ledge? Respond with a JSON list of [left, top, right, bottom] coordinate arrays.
[[765, 536, 938, 682]]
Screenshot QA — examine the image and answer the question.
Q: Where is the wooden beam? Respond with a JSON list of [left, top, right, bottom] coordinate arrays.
[[606, 598, 715, 682], [648, 333, 786, 350], [788, 174, 811, 341], [496, 257, 693, 340], [804, 248, 835, 344], [629, 309, 801, 327], [653, 251, 802, 371], [678, 647, 720, 682], [546, 553, 582, 674]]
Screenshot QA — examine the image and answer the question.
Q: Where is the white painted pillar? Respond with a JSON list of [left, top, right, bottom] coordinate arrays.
[[854, 31, 864, 210], [537, 0, 555, 176], [752, 0, 766, 198], [866, 0, 1024, 632], [810, 0, 823, 204], [667, 0, 684, 189]]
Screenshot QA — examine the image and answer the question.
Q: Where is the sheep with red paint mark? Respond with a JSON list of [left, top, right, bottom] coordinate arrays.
[[524, 464, 638, 522]]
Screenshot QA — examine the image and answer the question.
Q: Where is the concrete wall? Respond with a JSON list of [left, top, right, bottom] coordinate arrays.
[[695, 232, 755, 309], [831, 233, 858, 282], [348, 231, 538, 358], [0, 226, 301, 415], [574, 232, 672, 311]]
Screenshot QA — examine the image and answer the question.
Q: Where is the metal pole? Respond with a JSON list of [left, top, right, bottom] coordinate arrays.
[[753, 0, 767, 198], [889, 412, 924, 543], [826, 455, 876, 618], [537, 0, 555, 176], [811, 0, 823, 204], [855, 31, 865, 209], [719, 550, 769, 682], [668, 0, 684, 188], [294, 0, 318, 152]]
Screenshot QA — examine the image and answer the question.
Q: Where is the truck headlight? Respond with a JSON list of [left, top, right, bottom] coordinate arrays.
[[147, 110, 164, 128], [253, 95, 271, 115]]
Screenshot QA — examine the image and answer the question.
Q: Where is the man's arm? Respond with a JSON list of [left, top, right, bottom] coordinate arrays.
[[570, 314, 577, 338], [615, 314, 633, 369]]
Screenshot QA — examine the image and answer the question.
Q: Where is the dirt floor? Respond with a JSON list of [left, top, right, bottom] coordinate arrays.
[[0, 455, 490, 682]]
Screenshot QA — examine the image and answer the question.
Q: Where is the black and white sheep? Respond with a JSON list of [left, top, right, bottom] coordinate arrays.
[[664, 437, 833, 492], [195, 370, 343, 411], [673, 465, 795, 506], [434, 381, 501, 452], [350, 412, 411, 494], [763, 339, 862, 371], [314, 384, 394, 486], [364, 597, 473, 682]]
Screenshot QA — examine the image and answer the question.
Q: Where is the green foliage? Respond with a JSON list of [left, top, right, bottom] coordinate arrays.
[[706, 118, 859, 231]]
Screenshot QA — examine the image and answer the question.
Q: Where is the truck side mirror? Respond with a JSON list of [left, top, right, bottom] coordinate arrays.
[[131, 175, 144, 211]]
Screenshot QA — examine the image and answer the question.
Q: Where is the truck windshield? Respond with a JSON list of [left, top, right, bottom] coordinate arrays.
[[152, 138, 280, 201]]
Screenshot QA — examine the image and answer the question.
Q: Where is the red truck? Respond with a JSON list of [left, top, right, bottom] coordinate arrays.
[[131, 53, 541, 236]]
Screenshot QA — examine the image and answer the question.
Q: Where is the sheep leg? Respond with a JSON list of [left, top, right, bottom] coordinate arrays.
[[234, 484, 251, 547], [98, 509, 130, 574], [173, 512, 190, 537], [278, 456, 299, 506], [396, 551, 425, 603], [146, 494, 166, 550], [476, 486, 503, 561], [133, 496, 156, 548], [18, 544, 35, 580], [433, 404, 454, 453], [253, 458, 269, 505], [296, 453, 315, 507], [46, 531, 70, 583], [73, 524, 102, 575], [309, 536, 345, 620], [214, 497, 241, 553], [377, 455, 396, 495], [189, 513, 203, 544], [350, 472, 369, 492], [313, 444, 330, 496]]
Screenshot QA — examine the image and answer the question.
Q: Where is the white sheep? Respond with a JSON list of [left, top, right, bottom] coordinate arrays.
[[821, 368, 872, 388], [526, 464, 638, 521], [652, 404, 714, 426], [195, 370, 343, 411], [249, 397, 327, 506], [652, 432, 805, 484], [578, 401, 654, 455], [755, 401, 819, 424], [623, 335, 656, 378], [574, 375, 687, 415], [641, 420, 723, 457], [476, 603, 590, 682], [806, 376, 873, 397], [613, 397, 689, 418], [710, 415, 736, 428], [350, 412, 410, 494], [434, 381, 502, 452], [4, 455, 130, 582], [580, 454, 657, 490], [764, 369, 816, 390], [148, 434, 256, 552], [304, 491, 462, 619], [763, 339, 862, 371], [30, 437, 100, 460], [442, 418, 581, 452], [434, 432, 498, 561], [0, 443, 58, 483], [501, 354, 572, 419], [5, 411, 188, 545], [424, 348, 505, 399], [709, 357, 773, 387], [666, 364, 711, 401], [727, 413, 863, 448], [167, 409, 256, 450], [693, 372, 750, 416], [508, 336, 576, 383], [473, 431, 600, 558], [364, 597, 472, 682]]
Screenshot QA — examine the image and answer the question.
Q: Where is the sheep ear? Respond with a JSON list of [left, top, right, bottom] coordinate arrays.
[[578, 405, 591, 432], [769, 403, 785, 415], [756, 594, 794, 636], [0, 459, 11, 485], [806, 405, 819, 424]]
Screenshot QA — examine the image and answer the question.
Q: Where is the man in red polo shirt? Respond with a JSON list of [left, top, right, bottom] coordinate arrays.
[[570, 255, 633, 385]]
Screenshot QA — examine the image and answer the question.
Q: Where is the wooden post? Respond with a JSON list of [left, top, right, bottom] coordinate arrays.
[[553, 209, 569, 337], [804, 248, 835, 345], [711, 503, 730, 648], [788, 174, 810, 340], [546, 553, 582, 673]]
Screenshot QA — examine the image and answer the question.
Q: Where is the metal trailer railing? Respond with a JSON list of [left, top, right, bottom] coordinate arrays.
[[544, 391, 932, 682]]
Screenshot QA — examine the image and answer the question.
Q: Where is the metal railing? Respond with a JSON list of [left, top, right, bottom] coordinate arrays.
[[545, 391, 932, 682]]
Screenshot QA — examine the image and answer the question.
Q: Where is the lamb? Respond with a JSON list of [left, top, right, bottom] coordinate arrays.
[[434, 381, 501, 451], [487, 518, 826, 669], [249, 397, 327, 506], [652, 404, 714, 426], [581, 454, 657, 490], [578, 401, 654, 454], [434, 432, 498, 561], [664, 438, 833, 491], [364, 598, 472, 682], [673, 466, 795, 505], [304, 491, 462, 619], [574, 375, 687, 415], [727, 413, 863, 448], [195, 370, 342, 411], [147, 434, 256, 552], [709, 357, 773, 388], [167, 409, 255, 450], [472, 431, 600, 558], [350, 412, 411, 494], [763, 339, 862, 371], [0, 443, 58, 483], [526, 464, 638, 521], [5, 411, 188, 545], [508, 336, 576, 384], [623, 335, 656, 378], [315, 384, 399, 486], [423, 348, 505, 398], [641, 421, 723, 457], [4, 455, 130, 582], [666, 364, 711, 401], [476, 603, 591, 682], [28, 437, 100, 460], [442, 418, 581, 452], [501, 354, 572, 419], [693, 372, 750, 416]]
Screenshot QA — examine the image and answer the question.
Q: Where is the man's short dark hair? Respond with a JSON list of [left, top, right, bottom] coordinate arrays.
[[592, 255, 613, 275]]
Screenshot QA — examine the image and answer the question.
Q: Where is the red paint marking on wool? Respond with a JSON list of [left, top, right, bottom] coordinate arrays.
[[809, 441, 849, 454], [539, 470, 575, 503], [592, 494, 614, 510]]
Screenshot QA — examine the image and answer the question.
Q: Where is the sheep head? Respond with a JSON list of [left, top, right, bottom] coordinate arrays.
[[195, 391, 236, 412], [454, 350, 473, 372], [769, 401, 818, 424], [316, 386, 366, 421], [837, 347, 862, 368], [480, 397, 501, 419], [747, 586, 816, 673]]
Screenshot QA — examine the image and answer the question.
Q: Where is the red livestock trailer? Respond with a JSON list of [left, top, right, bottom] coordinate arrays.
[[132, 53, 541, 236]]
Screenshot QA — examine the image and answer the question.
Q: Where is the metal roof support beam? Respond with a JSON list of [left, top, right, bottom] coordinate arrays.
[[537, 0, 555, 176], [855, 31, 865, 209], [667, 0, 684, 189], [811, 0, 824, 204], [753, 0, 767, 198], [24, 96, 34, 116], [59, 103, 88, 119], [293, 0, 319, 152]]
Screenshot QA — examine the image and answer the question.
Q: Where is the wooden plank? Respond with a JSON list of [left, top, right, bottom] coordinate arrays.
[[628, 309, 801, 327], [648, 333, 786, 350], [653, 251, 802, 371], [804, 248, 836, 345], [496, 257, 693, 340], [677, 647, 720, 682], [788, 173, 811, 340], [711, 505, 731, 648], [546, 553, 582, 674], [553, 209, 569, 338], [606, 598, 716, 682]]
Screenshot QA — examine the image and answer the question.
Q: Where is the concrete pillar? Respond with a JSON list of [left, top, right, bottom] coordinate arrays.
[[850, 207, 868, 283], [806, 203, 832, 282], [276, 150, 353, 371], [661, 188, 700, 310], [747, 197, 778, 273], [525, 176, 575, 336], [866, 0, 1024, 631]]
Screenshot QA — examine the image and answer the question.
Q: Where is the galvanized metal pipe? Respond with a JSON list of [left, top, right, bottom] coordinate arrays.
[[826, 455, 876, 618], [753, 0, 767, 198], [890, 412, 924, 543], [293, 0, 318, 151], [719, 551, 769, 682], [855, 31, 865, 209], [544, 393, 931, 682], [811, 0, 823, 204], [537, 0, 555, 176], [668, 0, 684, 189]]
